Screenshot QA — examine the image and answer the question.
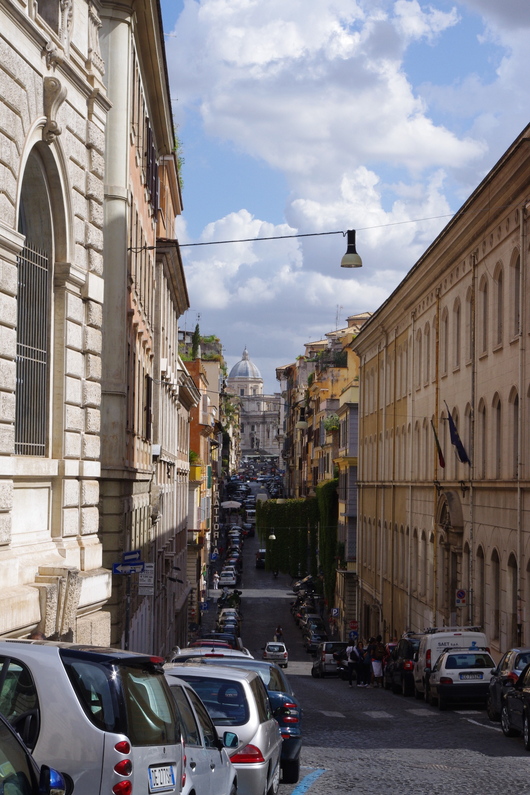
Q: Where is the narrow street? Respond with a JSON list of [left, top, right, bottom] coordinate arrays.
[[205, 527, 530, 795]]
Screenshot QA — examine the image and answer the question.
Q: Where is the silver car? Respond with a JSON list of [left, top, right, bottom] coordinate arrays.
[[0, 640, 182, 795], [165, 664, 282, 795], [168, 675, 238, 795]]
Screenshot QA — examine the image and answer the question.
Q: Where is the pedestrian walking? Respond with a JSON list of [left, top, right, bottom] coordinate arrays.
[[345, 641, 359, 688], [274, 625, 283, 641], [213, 571, 220, 590], [371, 634, 386, 688]]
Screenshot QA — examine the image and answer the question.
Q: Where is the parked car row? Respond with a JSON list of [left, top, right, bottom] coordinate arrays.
[[290, 585, 328, 654]]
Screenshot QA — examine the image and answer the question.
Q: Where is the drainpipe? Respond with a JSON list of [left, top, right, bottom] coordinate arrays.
[[409, 311, 416, 623], [434, 290, 441, 626], [517, 204, 528, 645], [469, 251, 477, 627]]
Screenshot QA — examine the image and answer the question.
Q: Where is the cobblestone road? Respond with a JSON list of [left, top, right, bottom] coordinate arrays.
[[204, 516, 530, 795]]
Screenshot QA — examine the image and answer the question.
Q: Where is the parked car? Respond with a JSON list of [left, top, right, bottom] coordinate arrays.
[[383, 634, 422, 696], [311, 642, 348, 677], [172, 648, 253, 663], [177, 658, 302, 784], [413, 626, 489, 699], [167, 673, 238, 795], [262, 642, 289, 668], [298, 612, 323, 632], [500, 663, 530, 746], [255, 550, 266, 569], [487, 648, 530, 721], [200, 632, 245, 651], [304, 631, 329, 655], [0, 640, 182, 795], [0, 712, 69, 795], [165, 665, 282, 795], [425, 647, 495, 710], [219, 571, 238, 587]]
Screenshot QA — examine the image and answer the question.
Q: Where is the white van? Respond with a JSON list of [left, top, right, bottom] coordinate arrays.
[[413, 626, 489, 699]]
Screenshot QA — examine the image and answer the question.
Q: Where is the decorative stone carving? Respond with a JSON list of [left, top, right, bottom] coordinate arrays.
[[88, 3, 104, 77], [42, 76, 67, 144], [59, 0, 73, 51], [44, 41, 64, 69]]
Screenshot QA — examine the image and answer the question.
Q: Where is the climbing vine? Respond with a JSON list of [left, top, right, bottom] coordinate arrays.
[[316, 478, 339, 605]]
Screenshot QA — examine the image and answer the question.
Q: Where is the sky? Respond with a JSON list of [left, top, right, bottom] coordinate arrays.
[[160, 0, 530, 393]]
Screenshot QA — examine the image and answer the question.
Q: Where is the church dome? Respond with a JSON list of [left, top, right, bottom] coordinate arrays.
[[229, 348, 262, 379]]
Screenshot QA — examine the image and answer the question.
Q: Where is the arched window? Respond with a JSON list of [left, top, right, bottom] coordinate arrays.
[[476, 546, 485, 629], [507, 554, 518, 647], [477, 399, 487, 479], [420, 531, 427, 596], [492, 393, 502, 479], [424, 323, 430, 384], [453, 298, 461, 369], [440, 308, 448, 376], [512, 252, 521, 337], [465, 286, 473, 362], [412, 529, 419, 593], [415, 330, 422, 389], [423, 419, 430, 480], [479, 276, 488, 354], [414, 421, 421, 479], [494, 263, 503, 347], [491, 550, 500, 641], [509, 388, 519, 479], [16, 148, 56, 456]]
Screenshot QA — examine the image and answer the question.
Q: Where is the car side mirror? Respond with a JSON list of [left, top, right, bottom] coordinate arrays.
[[222, 731, 239, 749], [424, 666, 431, 674], [39, 766, 68, 795]]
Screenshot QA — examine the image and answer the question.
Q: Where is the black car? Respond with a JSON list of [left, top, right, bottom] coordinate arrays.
[[174, 657, 303, 784], [384, 634, 422, 696], [487, 647, 530, 721], [501, 662, 530, 747], [0, 712, 69, 795]]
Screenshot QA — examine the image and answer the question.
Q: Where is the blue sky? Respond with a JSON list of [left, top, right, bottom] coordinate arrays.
[[160, 0, 530, 392]]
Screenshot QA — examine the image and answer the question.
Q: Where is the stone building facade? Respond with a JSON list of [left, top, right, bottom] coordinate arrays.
[[353, 124, 530, 655], [0, 0, 111, 641]]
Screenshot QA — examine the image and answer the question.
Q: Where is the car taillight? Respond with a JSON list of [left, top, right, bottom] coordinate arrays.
[[230, 744, 265, 764], [281, 732, 291, 739], [282, 715, 299, 723], [182, 749, 187, 789], [114, 760, 132, 776], [321, 654, 326, 662], [440, 677, 453, 685], [404, 661, 414, 670], [263, 652, 268, 658], [112, 783, 132, 795], [507, 672, 519, 684], [283, 652, 288, 658], [115, 741, 131, 754], [283, 702, 297, 709]]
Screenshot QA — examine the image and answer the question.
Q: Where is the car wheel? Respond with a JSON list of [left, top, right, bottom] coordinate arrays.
[[501, 705, 519, 737], [524, 714, 530, 751], [311, 667, 318, 678], [426, 684, 437, 706], [267, 761, 281, 795], [281, 758, 300, 784], [486, 693, 500, 722]]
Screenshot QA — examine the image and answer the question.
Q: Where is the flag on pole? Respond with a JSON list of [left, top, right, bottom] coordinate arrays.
[[430, 419, 445, 469], [444, 401, 471, 464]]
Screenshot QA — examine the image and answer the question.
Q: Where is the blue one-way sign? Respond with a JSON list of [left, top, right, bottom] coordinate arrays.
[[113, 562, 145, 575], [122, 549, 141, 563]]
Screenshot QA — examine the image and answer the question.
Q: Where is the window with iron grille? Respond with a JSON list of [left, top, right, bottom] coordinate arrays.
[[15, 243, 50, 456]]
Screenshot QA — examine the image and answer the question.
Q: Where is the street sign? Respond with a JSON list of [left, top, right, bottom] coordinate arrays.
[[331, 607, 339, 618], [113, 562, 145, 575], [122, 549, 141, 563], [138, 562, 155, 595], [349, 630, 359, 640], [349, 620, 358, 630], [455, 588, 467, 607]]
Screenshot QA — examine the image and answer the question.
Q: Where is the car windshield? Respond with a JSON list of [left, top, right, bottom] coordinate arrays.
[[177, 676, 249, 726], [266, 645, 284, 653], [444, 653, 495, 670]]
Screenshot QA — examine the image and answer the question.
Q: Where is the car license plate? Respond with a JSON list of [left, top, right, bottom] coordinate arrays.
[[148, 765, 176, 792], [459, 673, 483, 680]]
